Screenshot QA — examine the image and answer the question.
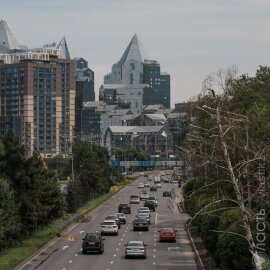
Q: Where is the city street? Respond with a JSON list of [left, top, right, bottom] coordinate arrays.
[[18, 172, 196, 270]]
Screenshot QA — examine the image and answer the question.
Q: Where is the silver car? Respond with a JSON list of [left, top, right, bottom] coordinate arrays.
[[125, 241, 147, 258]]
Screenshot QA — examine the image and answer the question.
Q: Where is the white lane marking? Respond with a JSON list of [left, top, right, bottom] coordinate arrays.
[[154, 234, 156, 237], [110, 261, 114, 264], [153, 262, 156, 265], [116, 248, 119, 251], [63, 268, 66, 270], [69, 260, 72, 263], [75, 253, 78, 256], [168, 247, 180, 251], [154, 243, 156, 247], [118, 243, 121, 246], [121, 238, 123, 241], [114, 254, 116, 257], [62, 246, 69, 250], [155, 213, 158, 225], [123, 234, 126, 237], [125, 230, 127, 233], [79, 231, 85, 235], [153, 255, 156, 258], [154, 249, 156, 252]]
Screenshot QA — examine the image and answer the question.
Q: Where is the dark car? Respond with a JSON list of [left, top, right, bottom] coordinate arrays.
[[133, 218, 149, 231], [82, 233, 105, 254], [150, 186, 157, 192], [118, 203, 131, 214], [144, 200, 155, 211], [163, 191, 172, 197]]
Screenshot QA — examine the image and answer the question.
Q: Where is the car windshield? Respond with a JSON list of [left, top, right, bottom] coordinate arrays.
[[134, 218, 147, 222], [128, 242, 143, 246], [131, 195, 139, 198], [85, 235, 99, 241], [161, 228, 174, 232], [138, 213, 149, 217], [103, 221, 115, 225]]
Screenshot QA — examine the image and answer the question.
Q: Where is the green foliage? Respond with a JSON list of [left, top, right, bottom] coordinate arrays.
[[0, 132, 64, 252], [0, 178, 21, 252], [66, 142, 112, 212]]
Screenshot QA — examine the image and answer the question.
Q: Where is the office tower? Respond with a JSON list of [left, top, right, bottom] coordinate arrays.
[[0, 19, 75, 157], [102, 34, 170, 108], [74, 57, 95, 140]]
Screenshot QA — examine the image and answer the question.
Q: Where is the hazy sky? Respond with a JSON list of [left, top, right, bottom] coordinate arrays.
[[2, 0, 270, 106]]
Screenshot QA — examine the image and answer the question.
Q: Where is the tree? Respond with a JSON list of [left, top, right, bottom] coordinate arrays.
[[183, 66, 270, 270], [0, 178, 21, 252]]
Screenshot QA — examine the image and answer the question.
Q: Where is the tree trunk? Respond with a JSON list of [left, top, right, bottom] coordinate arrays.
[[216, 103, 262, 270]]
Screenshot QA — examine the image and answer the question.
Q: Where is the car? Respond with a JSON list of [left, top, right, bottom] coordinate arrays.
[[156, 182, 162, 188], [137, 212, 151, 224], [163, 191, 172, 197], [150, 186, 157, 192], [140, 172, 144, 176], [138, 207, 150, 213], [148, 196, 158, 207], [140, 190, 149, 201], [133, 218, 149, 231], [125, 241, 147, 259], [105, 214, 121, 228], [148, 176, 152, 181], [144, 200, 155, 211], [118, 203, 131, 214], [82, 232, 105, 254], [143, 181, 150, 187], [163, 178, 170, 183], [159, 227, 177, 242], [100, 220, 118, 236], [130, 194, 140, 204], [138, 183, 144, 189], [115, 212, 127, 224]]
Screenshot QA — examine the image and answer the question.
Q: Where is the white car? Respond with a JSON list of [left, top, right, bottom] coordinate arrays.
[[144, 181, 150, 187], [101, 220, 118, 235], [140, 172, 144, 176], [130, 194, 140, 204], [156, 182, 162, 188], [140, 191, 149, 200], [138, 207, 150, 214], [138, 183, 144, 189]]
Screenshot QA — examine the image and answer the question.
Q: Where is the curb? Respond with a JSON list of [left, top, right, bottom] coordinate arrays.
[[176, 203, 205, 270]]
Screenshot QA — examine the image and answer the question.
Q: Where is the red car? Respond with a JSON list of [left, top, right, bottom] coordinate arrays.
[[159, 227, 177, 242]]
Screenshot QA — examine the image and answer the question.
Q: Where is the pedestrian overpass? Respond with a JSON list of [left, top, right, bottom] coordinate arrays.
[[110, 160, 183, 167]]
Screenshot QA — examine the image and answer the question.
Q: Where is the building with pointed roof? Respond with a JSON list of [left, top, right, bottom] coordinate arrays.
[[0, 19, 75, 157], [0, 19, 21, 53], [102, 34, 171, 108], [57, 36, 71, 60]]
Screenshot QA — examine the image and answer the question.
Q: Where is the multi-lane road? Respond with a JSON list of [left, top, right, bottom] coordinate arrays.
[[18, 171, 197, 270]]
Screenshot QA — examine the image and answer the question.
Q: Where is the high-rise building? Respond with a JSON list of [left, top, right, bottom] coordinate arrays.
[[0, 19, 75, 157], [142, 60, 170, 108], [102, 34, 170, 108], [74, 57, 95, 140]]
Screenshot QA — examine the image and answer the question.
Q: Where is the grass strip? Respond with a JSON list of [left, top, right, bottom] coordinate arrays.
[[0, 178, 136, 270]]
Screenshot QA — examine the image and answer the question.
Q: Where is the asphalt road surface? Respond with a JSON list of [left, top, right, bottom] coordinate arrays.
[[18, 171, 197, 270]]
